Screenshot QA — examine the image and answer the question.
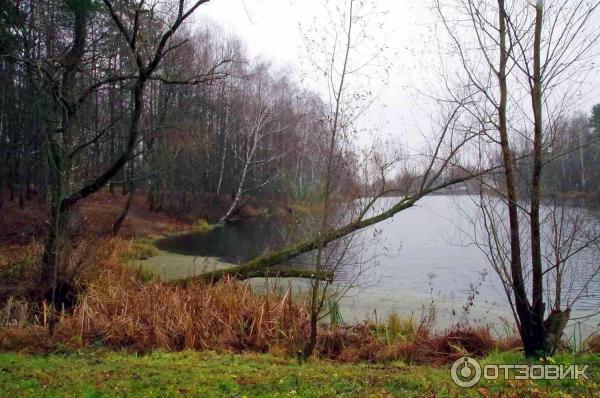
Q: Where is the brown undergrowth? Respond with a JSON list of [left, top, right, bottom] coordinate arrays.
[[0, 191, 189, 256]]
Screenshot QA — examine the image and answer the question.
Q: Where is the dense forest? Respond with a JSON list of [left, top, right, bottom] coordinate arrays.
[[2, 2, 599, 220], [0, 0, 361, 222], [1, 0, 599, 222]]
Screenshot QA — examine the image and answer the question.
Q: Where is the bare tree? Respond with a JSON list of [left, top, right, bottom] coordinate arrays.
[[219, 65, 284, 223], [435, 0, 600, 355], [6, 0, 224, 310]]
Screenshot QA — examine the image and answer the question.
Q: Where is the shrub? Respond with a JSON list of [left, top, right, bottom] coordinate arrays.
[[418, 326, 496, 363], [1, 297, 34, 327], [383, 312, 419, 344], [190, 219, 214, 234]]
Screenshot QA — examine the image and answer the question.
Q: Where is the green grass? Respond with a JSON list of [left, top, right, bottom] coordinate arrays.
[[0, 350, 598, 397], [123, 241, 160, 261]]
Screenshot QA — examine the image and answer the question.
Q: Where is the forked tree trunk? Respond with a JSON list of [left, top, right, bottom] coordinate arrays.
[[496, 0, 545, 356], [497, 0, 563, 356]]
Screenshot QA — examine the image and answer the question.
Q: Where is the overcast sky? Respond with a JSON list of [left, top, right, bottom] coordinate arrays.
[[193, 0, 600, 149]]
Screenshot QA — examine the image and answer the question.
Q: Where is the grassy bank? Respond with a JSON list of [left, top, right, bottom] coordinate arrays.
[[0, 350, 598, 397], [2, 193, 600, 397]]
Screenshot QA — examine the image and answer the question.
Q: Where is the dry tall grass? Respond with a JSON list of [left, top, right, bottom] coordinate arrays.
[[0, 237, 525, 363], [70, 273, 309, 353], [587, 334, 600, 353]]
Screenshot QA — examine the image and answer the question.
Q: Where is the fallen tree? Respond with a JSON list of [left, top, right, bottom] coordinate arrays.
[[174, 171, 481, 286]]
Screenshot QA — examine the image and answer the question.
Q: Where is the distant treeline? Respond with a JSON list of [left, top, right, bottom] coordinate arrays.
[[508, 108, 600, 198], [538, 108, 600, 195], [386, 106, 600, 200]]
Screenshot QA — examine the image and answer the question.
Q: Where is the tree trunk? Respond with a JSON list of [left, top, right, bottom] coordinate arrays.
[[542, 308, 570, 354], [303, 311, 319, 359], [303, 247, 323, 359], [496, 0, 546, 356], [41, 203, 61, 297], [215, 128, 228, 198], [112, 191, 133, 236], [40, 1, 88, 302], [525, 0, 547, 356], [219, 158, 247, 223]]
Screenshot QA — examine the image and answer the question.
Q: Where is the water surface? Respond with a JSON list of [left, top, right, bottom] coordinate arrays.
[[146, 195, 600, 337]]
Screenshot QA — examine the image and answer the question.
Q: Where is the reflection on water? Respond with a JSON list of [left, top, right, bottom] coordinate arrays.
[[150, 195, 600, 335], [155, 218, 291, 264]]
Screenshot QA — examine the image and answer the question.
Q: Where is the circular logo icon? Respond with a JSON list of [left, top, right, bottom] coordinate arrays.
[[450, 357, 482, 387]]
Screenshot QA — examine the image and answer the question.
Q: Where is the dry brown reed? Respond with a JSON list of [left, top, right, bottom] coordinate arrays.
[[67, 272, 310, 354], [1, 237, 523, 363], [587, 334, 600, 353]]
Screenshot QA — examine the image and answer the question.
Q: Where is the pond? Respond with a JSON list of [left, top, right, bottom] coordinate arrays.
[[144, 195, 600, 338]]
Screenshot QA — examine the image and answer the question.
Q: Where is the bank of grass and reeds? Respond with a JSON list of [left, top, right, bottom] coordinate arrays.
[[0, 237, 504, 360], [1, 240, 599, 360], [2, 236, 600, 360]]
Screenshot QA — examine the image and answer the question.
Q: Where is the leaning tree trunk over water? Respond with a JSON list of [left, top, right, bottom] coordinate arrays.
[[219, 151, 249, 223], [175, 171, 481, 286]]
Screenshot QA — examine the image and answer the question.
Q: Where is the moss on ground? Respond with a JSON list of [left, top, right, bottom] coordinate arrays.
[[0, 350, 598, 397]]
